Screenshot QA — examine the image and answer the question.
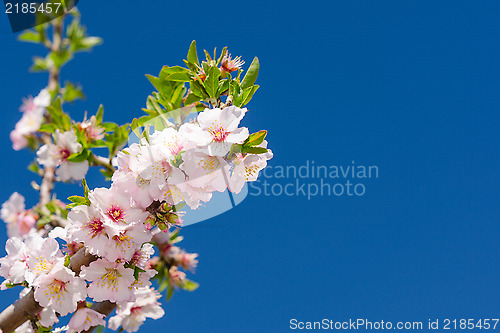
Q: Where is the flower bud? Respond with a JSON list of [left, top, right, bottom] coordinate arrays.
[[158, 202, 171, 213], [145, 215, 156, 230], [158, 221, 168, 231], [167, 213, 181, 226]]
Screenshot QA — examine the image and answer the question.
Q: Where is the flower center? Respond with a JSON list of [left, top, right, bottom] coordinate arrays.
[[97, 268, 121, 291], [107, 204, 125, 223], [130, 306, 142, 315], [44, 279, 67, 304], [33, 256, 53, 274], [87, 218, 105, 238], [208, 124, 229, 142], [59, 148, 71, 162]]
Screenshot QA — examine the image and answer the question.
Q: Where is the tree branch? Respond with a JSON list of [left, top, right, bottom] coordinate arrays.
[[40, 17, 64, 207]]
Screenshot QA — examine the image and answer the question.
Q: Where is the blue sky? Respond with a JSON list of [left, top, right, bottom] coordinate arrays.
[[1, 1, 500, 332]]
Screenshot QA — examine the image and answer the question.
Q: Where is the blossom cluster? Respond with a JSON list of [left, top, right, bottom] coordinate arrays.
[[113, 105, 272, 210], [0, 105, 272, 333]]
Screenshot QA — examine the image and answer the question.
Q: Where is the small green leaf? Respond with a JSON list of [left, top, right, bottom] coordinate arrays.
[[96, 105, 104, 123], [167, 285, 174, 301], [18, 30, 42, 43], [182, 279, 199, 291], [28, 161, 41, 174], [67, 149, 90, 162], [184, 93, 201, 105], [64, 254, 71, 267], [38, 124, 56, 133], [244, 130, 267, 147], [62, 81, 85, 103], [31, 56, 52, 72], [204, 66, 221, 98], [240, 57, 259, 89], [82, 178, 90, 200], [67, 195, 90, 208], [161, 66, 191, 82], [241, 85, 259, 106], [187, 40, 199, 66], [241, 146, 268, 154]]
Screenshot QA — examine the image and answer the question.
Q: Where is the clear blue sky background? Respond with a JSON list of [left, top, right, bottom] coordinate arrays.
[[1, 1, 500, 332]]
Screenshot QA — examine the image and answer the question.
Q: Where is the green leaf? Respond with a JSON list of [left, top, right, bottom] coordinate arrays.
[[96, 105, 104, 123], [229, 80, 241, 97], [184, 93, 201, 105], [171, 83, 185, 106], [204, 66, 221, 98], [241, 85, 259, 106], [161, 66, 191, 82], [82, 178, 90, 200], [18, 30, 42, 43], [244, 130, 267, 147], [133, 266, 146, 280], [50, 49, 73, 69], [67, 195, 90, 208], [169, 229, 180, 242], [79, 36, 102, 50], [240, 57, 259, 89], [182, 279, 199, 291], [216, 46, 227, 65], [204, 49, 212, 62], [170, 150, 184, 168], [190, 80, 209, 99], [30, 56, 52, 72], [64, 254, 71, 267], [218, 79, 230, 95], [101, 122, 119, 132], [28, 161, 41, 174], [187, 40, 199, 66], [241, 146, 268, 154], [38, 124, 56, 133], [130, 118, 142, 139], [62, 81, 85, 103], [67, 149, 90, 162], [167, 285, 174, 301], [146, 74, 162, 92], [36, 216, 52, 227]]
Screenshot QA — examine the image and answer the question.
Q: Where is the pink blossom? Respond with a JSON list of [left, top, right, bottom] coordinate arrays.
[[66, 205, 113, 258], [197, 106, 249, 156], [228, 140, 273, 193], [34, 262, 87, 316], [168, 266, 186, 288], [105, 223, 152, 262], [25, 237, 64, 286], [89, 187, 148, 226], [1, 192, 36, 238], [10, 89, 50, 151], [80, 259, 136, 303], [68, 308, 106, 333], [108, 287, 165, 333], [37, 130, 89, 182], [129, 243, 155, 269], [0, 237, 28, 284], [169, 246, 198, 272]]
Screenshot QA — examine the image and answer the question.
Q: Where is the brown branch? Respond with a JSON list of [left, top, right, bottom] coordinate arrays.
[[40, 17, 64, 207], [0, 248, 97, 333]]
